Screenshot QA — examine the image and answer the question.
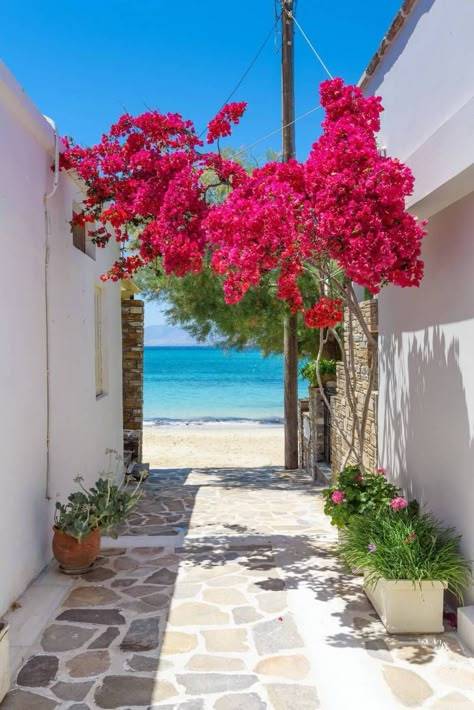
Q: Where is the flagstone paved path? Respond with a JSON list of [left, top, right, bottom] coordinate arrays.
[[2, 467, 474, 709]]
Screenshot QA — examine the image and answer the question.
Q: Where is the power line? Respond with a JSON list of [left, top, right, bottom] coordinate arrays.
[[219, 13, 282, 107], [289, 11, 334, 79], [235, 104, 322, 158], [203, 4, 333, 159], [199, 12, 282, 137]]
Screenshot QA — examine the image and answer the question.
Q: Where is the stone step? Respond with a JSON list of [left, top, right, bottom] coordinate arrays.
[[314, 462, 332, 485]]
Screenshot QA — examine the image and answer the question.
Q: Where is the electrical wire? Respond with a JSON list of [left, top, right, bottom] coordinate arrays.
[[231, 7, 335, 158], [234, 104, 322, 158], [289, 11, 334, 80], [199, 12, 282, 137], [204, 4, 334, 159]]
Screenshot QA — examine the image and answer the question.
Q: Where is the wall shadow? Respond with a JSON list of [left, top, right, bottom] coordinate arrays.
[[379, 325, 474, 602]]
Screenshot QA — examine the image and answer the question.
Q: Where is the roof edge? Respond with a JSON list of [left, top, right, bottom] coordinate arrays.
[[358, 0, 419, 90], [0, 60, 56, 153]]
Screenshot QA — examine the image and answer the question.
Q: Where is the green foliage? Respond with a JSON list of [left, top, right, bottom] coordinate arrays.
[[322, 465, 401, 528], [338, 509, 472, 601], [300, 358, 337, 386], [136, 262, 321, 357], [54, 476, 142, 542]]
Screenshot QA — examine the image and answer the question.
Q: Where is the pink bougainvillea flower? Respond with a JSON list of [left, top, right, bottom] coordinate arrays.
[[390, 497, 408, 511], [368, 543, 377, 553], [331, 490, 345, 505], [355, 475, 362, 482], [304, 298, 344, 329], [206, 101, 247, 144], [376, 467, 387, 475], [59, 76, 426, 302]]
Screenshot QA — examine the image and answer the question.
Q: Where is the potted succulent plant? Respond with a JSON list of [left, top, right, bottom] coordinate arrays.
[[338, 501, 472, 633], [0, 622, 9, 703], [53, 457, 143, 573]]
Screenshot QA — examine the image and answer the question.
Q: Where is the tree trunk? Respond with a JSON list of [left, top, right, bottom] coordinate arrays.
[[284, 313, 299, 469]]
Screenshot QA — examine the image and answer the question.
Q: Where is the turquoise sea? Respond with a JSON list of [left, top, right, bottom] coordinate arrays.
[[144, 346, 307, 425]]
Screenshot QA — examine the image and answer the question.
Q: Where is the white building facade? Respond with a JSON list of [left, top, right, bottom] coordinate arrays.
[[0, 62, 123, 616], [361, 0, 474, 638]]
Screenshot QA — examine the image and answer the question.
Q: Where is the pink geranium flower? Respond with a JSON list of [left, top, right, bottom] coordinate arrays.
[[331, 490, 345, 505], [390, 497, 408, 511], [376, 467, 386, 476]]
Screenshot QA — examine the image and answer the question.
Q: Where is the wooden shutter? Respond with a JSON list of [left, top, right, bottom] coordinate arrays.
[[72, 221, 86, 253]]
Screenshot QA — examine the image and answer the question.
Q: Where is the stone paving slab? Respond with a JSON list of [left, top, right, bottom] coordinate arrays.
[[2, 466, 474, 709]]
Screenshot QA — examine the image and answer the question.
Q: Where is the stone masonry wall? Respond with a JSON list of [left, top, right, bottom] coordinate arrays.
[[121, 299, 144, 463], [331, 299, 378, 476]]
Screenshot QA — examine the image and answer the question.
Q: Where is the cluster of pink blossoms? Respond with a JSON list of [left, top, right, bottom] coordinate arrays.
[[331, 490, 345, 505], [390, 497, 408, 511], [59, 78, 426, 321], [206, 102, 247, 144], [304, 297, 343, 328]]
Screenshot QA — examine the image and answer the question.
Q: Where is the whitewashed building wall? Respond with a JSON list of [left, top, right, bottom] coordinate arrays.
[[362, 0, 474, 605], [0, 61, 123, 615]]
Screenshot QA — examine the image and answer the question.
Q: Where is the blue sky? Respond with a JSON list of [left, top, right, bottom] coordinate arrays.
[[1, 0, 401, 331]]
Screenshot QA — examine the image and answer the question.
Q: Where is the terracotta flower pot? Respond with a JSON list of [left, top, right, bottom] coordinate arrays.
[[52, 527, 101, 574]]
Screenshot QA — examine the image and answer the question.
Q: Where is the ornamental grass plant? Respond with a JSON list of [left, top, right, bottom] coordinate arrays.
[[338, 507, 472, 602]]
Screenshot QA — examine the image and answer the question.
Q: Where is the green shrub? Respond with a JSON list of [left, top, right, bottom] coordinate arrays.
[[338, 508, 472, 601], [322, 465, 401, 528], [300, 358, 337, 387]]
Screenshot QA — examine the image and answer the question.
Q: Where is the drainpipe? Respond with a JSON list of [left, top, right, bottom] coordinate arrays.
[[43, 116, 59, 500]]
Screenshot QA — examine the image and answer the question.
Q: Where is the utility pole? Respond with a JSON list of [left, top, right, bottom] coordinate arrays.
[[281, 0, 299, 470]]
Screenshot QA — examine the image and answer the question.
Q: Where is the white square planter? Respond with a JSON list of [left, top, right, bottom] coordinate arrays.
[[0, 622, 9, 703], [364, 575, 447, 634]]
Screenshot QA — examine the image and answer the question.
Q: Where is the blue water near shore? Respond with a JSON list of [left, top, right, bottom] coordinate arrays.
[[144, 346, 307, 425]]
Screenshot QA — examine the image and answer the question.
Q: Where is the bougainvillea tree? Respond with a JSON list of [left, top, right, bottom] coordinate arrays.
[[60, 78, 426, 469]]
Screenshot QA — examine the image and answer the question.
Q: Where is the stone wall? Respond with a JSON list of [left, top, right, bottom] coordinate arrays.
[[121, 299, 144, 462], [330, 299, 378, 476]]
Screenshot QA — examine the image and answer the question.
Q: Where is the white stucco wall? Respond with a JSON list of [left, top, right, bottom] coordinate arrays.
[[364, 0, 474, 601], [364, 0, 474, 218], [0, 62, 123, 615], [378, 194, 474, 602]]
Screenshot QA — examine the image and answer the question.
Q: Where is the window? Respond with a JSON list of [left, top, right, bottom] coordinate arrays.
[[72, 206, 96, 259], [95, 286, 104, 397], [72, 220, 86, 253]]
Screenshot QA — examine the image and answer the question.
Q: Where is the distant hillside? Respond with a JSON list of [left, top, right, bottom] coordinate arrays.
[[144, 324, 205, 347]]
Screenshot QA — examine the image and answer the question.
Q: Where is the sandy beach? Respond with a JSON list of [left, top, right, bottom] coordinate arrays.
[[143, 424, 284, 468]]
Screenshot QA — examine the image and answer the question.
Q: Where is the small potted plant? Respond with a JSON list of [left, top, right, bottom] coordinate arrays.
[[53, 451, 143, 573], [300, 358, 337, 390], [0, 621, 9, 703], [322, 465, 401, 530], [338, 502, 472, 633]]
